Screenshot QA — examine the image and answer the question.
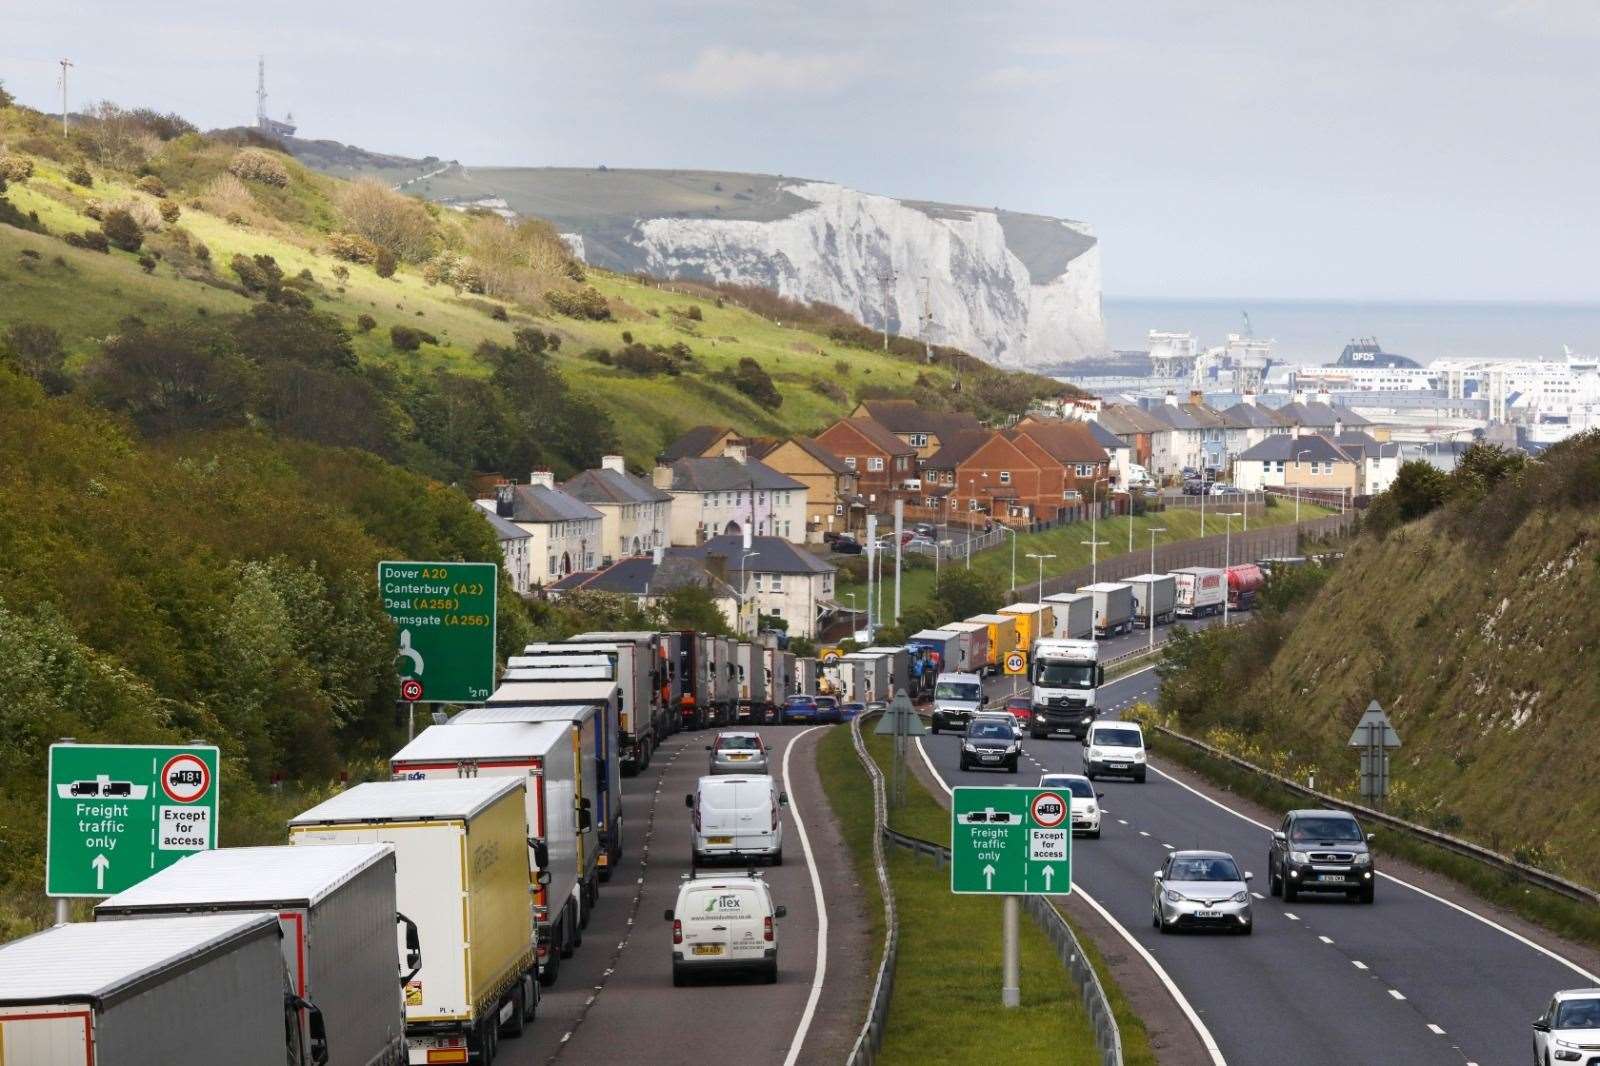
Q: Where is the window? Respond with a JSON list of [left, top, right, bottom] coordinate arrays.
[[998, 471, 1011, 485], [769, 606, 783, 617], [548, 556, 558, 576], [844, 456, 857, 470], [771, 574, 784, 591], [895, 457, 908, 471], [909, 432, 928, 447], [867, 457, 884, 472], [754, 574, 764, 590], [782, 520, 791, 539], [969, 499, 980, 511], [835, 502, 845, 515], [823, 574, 833, 593]]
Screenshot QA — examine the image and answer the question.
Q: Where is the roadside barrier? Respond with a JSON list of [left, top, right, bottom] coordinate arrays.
[[845, 714, 898, 1065]]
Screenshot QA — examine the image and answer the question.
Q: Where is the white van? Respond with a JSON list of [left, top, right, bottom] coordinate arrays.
[[665, 873, 786, 985], [687, 775, 787, 865], [1082, 720, 1147, 783]]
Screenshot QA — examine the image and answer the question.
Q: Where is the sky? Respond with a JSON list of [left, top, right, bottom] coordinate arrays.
[[5, 1, 1600, 303]]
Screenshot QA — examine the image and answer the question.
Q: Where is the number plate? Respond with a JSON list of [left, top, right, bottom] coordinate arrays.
[[692, 944, 724, 956], [708, 836, 732, 845], [1319, 874, 1346, 883], [728, 753, 750, 760], [1108, 763, 1128, 770], [1195, 910, 1224, 919]]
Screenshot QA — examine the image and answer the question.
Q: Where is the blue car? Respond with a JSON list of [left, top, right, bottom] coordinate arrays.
[[783, 694, 820, 724], [814, 696, 842, 723], [838, 702, 866, 722]]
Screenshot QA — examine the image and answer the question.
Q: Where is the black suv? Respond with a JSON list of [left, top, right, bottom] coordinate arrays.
[[1267, 809, 1375, 903]]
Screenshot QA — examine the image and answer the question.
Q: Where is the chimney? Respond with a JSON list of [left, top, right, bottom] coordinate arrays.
[[1188, 389, 1204, 406], [528, 470, 555, 490], [601, 455, 626, 474], [1163, 391, 1179, 407], [1333, 417, 1344, 438], [652, 460, 674, 490], [495, 482, 515, 518], [1242, 390, 1257, 407], [1292, 389, 1307, 405], [722, 442, 748, 463], [652, 545, 665, 565]]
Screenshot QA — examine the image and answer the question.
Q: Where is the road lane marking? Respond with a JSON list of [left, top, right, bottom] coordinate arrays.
[[781, 726, 828, 1066], [1283, 912, 1299, 921], [1353, 960, 1368, 970], [1117, 819, 1128, 825], [1427, 1023, 1445, 1035], [1389, 989, 1406, 1000], [1163, 843, 1175, 850], [1145, 763, 1600, 983], [1318, 935, 1333, 944], [915, 736, 1227, 1066], [1251, 892, 1265, 900]]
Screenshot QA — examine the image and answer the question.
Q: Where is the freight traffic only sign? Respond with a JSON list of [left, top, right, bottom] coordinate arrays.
[[950, 787, 1072, 896], [379, 560, 498, 704], [46, 744, 220, 897]]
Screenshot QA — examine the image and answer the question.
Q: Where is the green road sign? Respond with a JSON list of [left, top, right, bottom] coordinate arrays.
[[950, 786, 1072, 896], [47, 744, 220, 897], [379, 560, 498, 704]]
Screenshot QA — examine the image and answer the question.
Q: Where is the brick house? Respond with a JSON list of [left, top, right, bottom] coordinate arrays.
[[813, 418, 918, 503], [952, 433, 1044, 523], [850, 401, 984, 462], [1006, 421, 1111, 517], [749, 436, 863, 541]]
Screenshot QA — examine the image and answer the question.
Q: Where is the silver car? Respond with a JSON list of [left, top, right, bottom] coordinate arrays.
[[1152, 850, 1253, 935], [707, 731, 770, 775]]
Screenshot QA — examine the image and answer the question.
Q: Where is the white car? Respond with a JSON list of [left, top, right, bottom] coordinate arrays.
[[1083, 720, 1147, 783], [665, 873, 786, 986], [1038, 773, 1103, 838], [972, 710, 1024, 740], [1534, 989, 1600, 1063], [687, 775, 786, 866]]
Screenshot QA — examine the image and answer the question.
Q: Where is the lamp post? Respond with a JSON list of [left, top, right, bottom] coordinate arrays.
[[740, 551, 761, 637], [1001, 525, 1018, 598], [1294, 449, 1312, 526], [1125, 490, 1136, 554], [1081, 539, 1110, 586], [965, 473, 988, 570], [1088, 476, 1109, 571], [1146, 528, 1167, 653], [1219, 513, 1242, 628], [1026, 552, 1056, 600]]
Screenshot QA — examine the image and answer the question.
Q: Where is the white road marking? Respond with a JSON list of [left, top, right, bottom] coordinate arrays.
[[1353, 960, 1369, 970], [1427, 1023, 1445, 1035], [915, 736, 1227, 1066], [1251, 892, 1265, 900], [1389, 989, 1406, 1000], [1318, 935, 1333, 944], [1146, 763, 1600, 983], [1163, 843, 1175, 850], [1117, 819, 1129, 825], [781, 726, 828, 1066], [1139, 830, 1151, 837], [1284, 912, 1299, 921]]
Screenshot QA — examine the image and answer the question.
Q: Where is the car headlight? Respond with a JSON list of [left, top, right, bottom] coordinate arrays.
[[1163, 889, 1184, 903], [1353, 853, 1371, 865], [1133, 750, 1146, 762], [1290, 851, 1310, 864], [962, 743, 977, 753], [1081, 716, 1093, 724], [1086, 747, 1101, 759], [1008, 742, 1020, 753], [1230, 890, 1249, 903]]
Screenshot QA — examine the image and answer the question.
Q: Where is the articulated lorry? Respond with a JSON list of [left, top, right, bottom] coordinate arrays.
[[734, 642, 768, 722], [96, 844, 413, 1066], [999, 603, 1054, 651], [573, 631, 677, 749], [0, 912, 328, 1066], [1125, 573, 1177, 628], [1028, 639, 1103, 740], [1170, 566, 1226, 617], [290, 777, 537, 1066], [940, 621, 993, 674], [967, 613, 1020, 663], [391, 721, 586, 987], [1226, 563, 1265, 611], [1042, 592, 1094, 639], [514, 641, 652, 772], [862, 646, 911, 698], [1078, 582, 1134, 637]]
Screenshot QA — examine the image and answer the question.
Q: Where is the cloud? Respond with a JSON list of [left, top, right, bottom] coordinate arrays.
[[666, 46, 867, 99], [977, 65, 1066, 91]]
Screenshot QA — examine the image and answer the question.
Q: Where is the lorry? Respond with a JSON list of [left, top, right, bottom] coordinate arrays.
[[1042, 592, 1094, 639], [0, 912, 328, 1066], [907, 629, 960, 675], [999, 603, 1054, 651], [1226, 563, 1265, 611], [516, 640, 653, 772], [734, 641, 768, 722], [968, 613, 1020, 663], [96, 844, 413, 1066], [1170, 566, 1226, 618], [941, 621, 994, 674], [677, 632, 711, 729], [568, 634, 671, 770], [862, 646, 911, 698], [455, 701, 618, 889], [289, 777, 536, 1066], [708, 636, 737, 725], [841, 651, 888, 703], [391, 722, 584, 987], [1078, 582, 1135, 637], [1028, 639, 1103, 740], [1125, 573, 1177, 628], [796, 656, 820, 698]]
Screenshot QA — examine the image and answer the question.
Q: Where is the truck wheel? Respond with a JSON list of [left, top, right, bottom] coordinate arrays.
[[763, 959, 779, 984], [500, 984, 526, 1038], [521, 974, 538, 1022], [561, 906, 577, 958], [770, 849, 784, 867], [672, 961, 686, 987], [538, 944, 560, 986], [1134, 770, 1146, 783]]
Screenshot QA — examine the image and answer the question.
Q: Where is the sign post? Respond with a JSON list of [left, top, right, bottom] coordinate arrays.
[[378, 561, 498, 710], [874, 693, 927, 807], [951, 786, 1072, 1008], [1003, 649, 1028, 696], [47, 743, 220, 900], [1347, 700, 1402, 807]]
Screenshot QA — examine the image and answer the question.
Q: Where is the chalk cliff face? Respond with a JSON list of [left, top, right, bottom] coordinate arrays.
[[627, 182, 1105, 367]]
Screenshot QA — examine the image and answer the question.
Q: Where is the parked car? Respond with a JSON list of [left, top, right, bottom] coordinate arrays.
[[1082, 721, 1147, 782], [707, 731, 770, 775], [1267, 809, 1376, 903], [1533, 990, 1600, 1065], [959, 718, 1021, 773], [814, 696, 841, 723], [687, 775, 787, 865], [1038, 772, 1103, 838], [781, 694, 819, 724], [906, 536, 937, 550], [830, 535, 863, 555], [1182, 479, 1205, 496], [1208, 482, 1237, 496], [913, 522, 936, 538], [666, 873, 786, 986], [1152, 850, 1253, 934]]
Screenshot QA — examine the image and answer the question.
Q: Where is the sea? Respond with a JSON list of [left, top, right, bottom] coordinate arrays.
[[1102, 297, 1600, 366]]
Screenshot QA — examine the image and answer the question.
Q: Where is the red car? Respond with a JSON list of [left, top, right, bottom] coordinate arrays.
[[1003, 694, 1032, 727]]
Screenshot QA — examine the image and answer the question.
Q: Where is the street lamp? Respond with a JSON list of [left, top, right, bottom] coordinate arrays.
[[1294, 449, 1312, 525], [740, 550, 760, 637], [1000, 524, 1018, 598], [1081, 539, 1110, 586], [965, 472, 988, 570], [1146, 527, 1166, 654], [1088, 476, 1109, 568], [1219, 513, 1242, 628], [1026, 552, 1056, 599], [1124, 489, 1137, 554]]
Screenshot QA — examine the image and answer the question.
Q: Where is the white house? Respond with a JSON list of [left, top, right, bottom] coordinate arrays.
[[653, 445, 809, 545], [1231, 434, 1355, 494], [544, 552, 743, 633], [1333, 431, 1402, 496], [563, 456, 674, 564], [478, 473, 604, 587], [678, 535, 837, 638], [479, 504, 532, 595]]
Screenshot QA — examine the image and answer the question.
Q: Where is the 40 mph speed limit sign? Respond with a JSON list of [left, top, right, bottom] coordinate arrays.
[[1003, 650, 1028, 676]]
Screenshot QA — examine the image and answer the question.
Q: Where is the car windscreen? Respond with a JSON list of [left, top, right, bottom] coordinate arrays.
[[1034, 662, 1096, 688], [1556, 999, 1600, 1029], [1042, 778, 1094, 798], [968, 722, 1013, 740], [1289, 817, 1363, 842], [786, 696, 813, 704], [935, 681, 981, 701], [716, 736, 761, 751], [1092, 728, 1142, 748], [1168, 857, 1241, 882]]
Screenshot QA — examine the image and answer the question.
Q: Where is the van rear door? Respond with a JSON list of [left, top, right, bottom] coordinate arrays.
[[680, 885, 764, 961], [698, 781, 740, 849], [730, 780, 776, 852]]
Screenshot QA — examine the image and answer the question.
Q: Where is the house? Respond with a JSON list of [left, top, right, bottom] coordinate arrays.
[[1270, 390, 1371, 434], [563, 456, 674, 564], [1217, 394, 1290, 460], [920, 430, 991, 523], [1333, 430, 1402, 495], [813, 418, 919, 502], [851, 401, 984, 462], [1084, 420, 1134, 488], [1231, 434, 1356, 494], [660, 425, 742, 461], [1095, 403, 1168, 472], [653, 445, 809, 545], [544, 552, 743, 633], [479, 501, 532, 596], [749, 436, 863, 542], [1019, 415, 1122, 491], [478, 473, 604, 586], [677, 535, 838, 638], [1008, 421, 1111, 515], [1145, 393, 1229, 476], [952, 432, 1044, 523]]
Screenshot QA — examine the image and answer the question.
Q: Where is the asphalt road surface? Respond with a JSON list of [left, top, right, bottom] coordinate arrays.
[[498, 724, 866, 1066], [917, 655, 1598, 1066]]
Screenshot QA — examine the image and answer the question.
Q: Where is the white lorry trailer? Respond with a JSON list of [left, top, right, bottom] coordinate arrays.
[[290, 777, 537, 1066], [96, 843, 412, 1066], [391, 721, 584, 988], [1170, 566, 1227, 617], [1042, 592, 1094, 639], [1125, 573, 1177, 628], [1079, 582, 1135, 637], [516, 640, 654, 772], [734, 642, 768, 723], [0, 912, 325, 1066], [1028, 638, 1103, 740]]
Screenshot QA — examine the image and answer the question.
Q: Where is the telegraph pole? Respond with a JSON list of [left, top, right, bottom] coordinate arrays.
[[58, 59, 73, 135]]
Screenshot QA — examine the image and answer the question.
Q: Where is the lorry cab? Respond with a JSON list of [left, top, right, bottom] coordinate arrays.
[[665, 874, 785, 986], [1030, 639, 1103, 740], [687, 775, 787, 866], [928, 671, 985, 733]]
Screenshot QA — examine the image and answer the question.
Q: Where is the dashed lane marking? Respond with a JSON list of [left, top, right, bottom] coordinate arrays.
[[1389, 989, 1406, 1001], [1318, 935, 1333, 944], [1250, 892, 1265, 900], [1139, 830, 1151, 837], [1353, 961, 1369, 970], [1427, 1024, 1445, 1035], [1283, 912, 1299, 921]]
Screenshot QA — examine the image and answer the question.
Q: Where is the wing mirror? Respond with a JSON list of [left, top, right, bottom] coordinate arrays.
[[1152, 870, 1163, 880], [1366, 833, 1376, 843], [705, 744, 713, 751], [663, 908, 675, 921], [1272, 831, 1287, 843], [685, 794, 695, 808], [577, 799, 593, 834], [306, 1002, 329, 1066], [528, 838, 550, 870], [1243, 872, 1254, 882], [774, 905, 788, 919], [396, 912, 422, 986], [1095, 792, 1105, 799], [778, 792, 789, 806]]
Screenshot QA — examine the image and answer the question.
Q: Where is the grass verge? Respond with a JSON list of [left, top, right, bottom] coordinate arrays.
[[1149, 733, 1600, 952]]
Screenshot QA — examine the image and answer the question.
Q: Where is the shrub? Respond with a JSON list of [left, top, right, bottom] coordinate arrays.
[[0, 156, 32, 183], [374, 248, 398, 278], [621, 331, 633, 344], [325, 233, 377, 263], [615, 343, 677, 376], [201, 173, 255, 218], [721, 357, 782, 410], [135, 175, 167, 198], [544, 285, 610, 320], [0, 322, 71, 394], [194, 241, 210, 262], [137, 255, 156, 274], [100, 209, 143, 253], [227, 147, 290, 187], [82, 199, 105, 220], [389, 325, 437, 351], [356, 314, 377, 332], [585, 347, 613, 365], [226, 211, 247, 226], [490, 305, 508, 321], [811, 378, 847, 402], [117, 198, 164, 231], [64, 230, 110, 253], [334, 178, 438, 262], [67, 162, 93, 187], [686, 304, 703, 321], [231, 253, 285, 296], [331, 264, 350, 283], [158, 199, 181, 223]]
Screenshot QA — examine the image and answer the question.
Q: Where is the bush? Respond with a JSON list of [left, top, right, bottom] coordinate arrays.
[[545, 286, 610, 320], [82, 199, 105, 221], [137, 255, 156, 274], [585, 347, 613, 365], [686, 304, 703, 321], [811, 378, 847, 402], [389, 325, 437, 351], [67, 162, 93, 187], [334, 178, 438, 263], [135, 175, 167, 198], [64, 230, 110, 253], [721, 357, 782, 410], [0, 156, 33, 183], [490, 305, 508, 321], [158, 199, 180, 223], [100, 209, 143, 253], [355, 313, 378, 332], [374, 248, 397, 279], [0, 322, 71, 394], [194, 241, 210, 262], [615, 343, 678, 376], [327, 232, 379, 264], [227, 148, 290, 187]]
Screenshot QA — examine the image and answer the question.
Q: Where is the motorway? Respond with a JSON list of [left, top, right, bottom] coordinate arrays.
[[500, 724, 868, 1066], [919, 653, 1599, 1066]]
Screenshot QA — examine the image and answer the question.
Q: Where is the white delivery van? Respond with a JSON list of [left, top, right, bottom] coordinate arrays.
[[686, 775, 787, 866], [664, 873, 787, 986], [1082, 720, 1147, 783]]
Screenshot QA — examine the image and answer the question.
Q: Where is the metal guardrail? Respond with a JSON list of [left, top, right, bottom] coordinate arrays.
[[877, 823, 1124, 1066], [845, 714, 899, 1066], [1149, 724, 1600, 906]]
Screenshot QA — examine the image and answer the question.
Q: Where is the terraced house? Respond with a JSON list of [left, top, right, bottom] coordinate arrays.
[[850, 400, 984, 462], [563, 456, 674, 564], [748, 436, 863, 542], [479, 473, 604, 587], [653, 444, 809, 545], [813, 418, 918, 503]]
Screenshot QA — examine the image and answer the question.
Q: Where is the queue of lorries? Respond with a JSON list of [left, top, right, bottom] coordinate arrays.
[[0, 627, 870, 1066]]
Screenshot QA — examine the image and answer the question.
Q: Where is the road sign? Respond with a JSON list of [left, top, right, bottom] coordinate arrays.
[[951, 786, 1071, 896], [379, 560, 498, 703], [1348, 700, 1401, 803], [1003, 650, 1028, 676], [47, 743, 220, 897]]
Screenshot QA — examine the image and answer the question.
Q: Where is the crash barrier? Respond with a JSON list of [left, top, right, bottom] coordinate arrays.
[[845, 713, 899, 1066], [1150, 724, 1600, 906]]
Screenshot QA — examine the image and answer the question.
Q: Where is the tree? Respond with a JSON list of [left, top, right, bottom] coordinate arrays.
[[724, 357, 781, 410], [0, 80, 12, 109], [931, 568, 1000, 621], [100, 209, 143, 253], [0, 323, 71, 395], [374, 248, 398, 279], [231, 304, 356, 371], [86, 319, 254, 436], [658, 583, 731, 636], [334, 178, 438, 262]]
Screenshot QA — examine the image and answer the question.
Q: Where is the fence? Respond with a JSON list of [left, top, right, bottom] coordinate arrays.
[[1150, 724, 1600, 906], [845, 714, 899, 1065]]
